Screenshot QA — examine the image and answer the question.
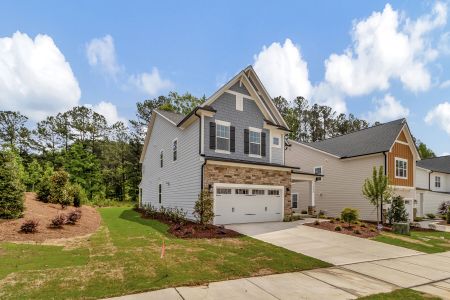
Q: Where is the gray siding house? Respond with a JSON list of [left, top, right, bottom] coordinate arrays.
[[139, 66, 317, 224]]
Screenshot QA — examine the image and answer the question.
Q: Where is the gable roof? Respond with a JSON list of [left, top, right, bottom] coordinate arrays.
[[156, 109, 185, 125], [299, 118, 410, 159], [417, 156, 450, 174]]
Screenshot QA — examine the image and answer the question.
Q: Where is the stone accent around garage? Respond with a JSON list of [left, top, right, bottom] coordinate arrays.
[[203, 164, 292, 216]]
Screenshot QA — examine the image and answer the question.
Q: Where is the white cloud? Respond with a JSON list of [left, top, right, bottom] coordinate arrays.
[[425, 101, 450, 135], [129, 67, 173, 96], [324, 2, 447, 96], [86, 35, 121, 78], [441, 152, 450, 156], [86, 101, 126, 125], [364, 94, 410, 123], [440, 79, 450, 88], [0, 31, 81, 121], [311, 82, 347, 114], [253, 38, 312, 100]]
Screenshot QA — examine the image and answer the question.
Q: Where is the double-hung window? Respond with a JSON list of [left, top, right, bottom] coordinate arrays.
[[172, 139, 178, 161], [435, 176, 441, 188], [292, 194, 298, 209], [314, 166, 323, 182], [395, 158, 407, 179], [249, 129, 261, 156], [216, 121, 230, 152], [158, 184, 162, 203], [160, 150, 164, 168]]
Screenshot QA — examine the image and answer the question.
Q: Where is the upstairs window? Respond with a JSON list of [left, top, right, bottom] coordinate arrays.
[[160, 150, 164, 168], [272, 136, 280, 148], [158, 184, 162, 203], [435, 176, 441, 188], [216, 123, 230, 152], [249, 130, 261, 156], [172, 139, 178, 161], [314, 166, 323, 182], [395, 158, 408, 179]]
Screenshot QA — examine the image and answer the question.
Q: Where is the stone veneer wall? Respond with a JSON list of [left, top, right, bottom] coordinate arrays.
[[203, 164, 292, 216]]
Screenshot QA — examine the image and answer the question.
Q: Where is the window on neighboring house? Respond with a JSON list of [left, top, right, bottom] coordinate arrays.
[[158, 184, 162, 203], [252, 189, 265, 195], [216, 188, 232, 195], [435, 176, 441, 188], [160, 150, 163, 168], [249, 130, 261, 156], [268, 189, 280, 196], [395, 158, 408, 179], [292, 193, 298, 209], [172, 139, 177, 161], [314, 166, 323, 181], [235, 189, 249, 195], [216, 123, 230, 151]]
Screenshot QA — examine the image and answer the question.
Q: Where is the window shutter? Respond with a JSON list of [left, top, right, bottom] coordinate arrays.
[[209, 122, 216, 150], [230, 126, 235, 152], [261, 132, 266, 156], [244, 129, 249, 154]]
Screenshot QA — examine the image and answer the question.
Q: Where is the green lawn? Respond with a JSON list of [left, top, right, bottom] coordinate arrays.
[[0, 207, 330, 299], [372, 230, 450, 254], [359, 289, 441, 300]]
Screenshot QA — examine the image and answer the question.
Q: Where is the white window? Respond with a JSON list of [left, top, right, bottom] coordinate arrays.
[[272, 136, 281, 148], [314, 166, 323, 181], [435, 176, 441, 188], [292, 193, 298, 209], [249, 129, 261, 156], [268, 189, 280, 196], [158, 184, 162, 203], [216, 121, 230, 152], [217, 188, 232, 195], [172, 139, 178, 161], [236, 94, 243, 111], [160, 150, 164, 168], [235, 189, 249, 195], [395, 158, 408, 179], [252, 189, 265, 195]]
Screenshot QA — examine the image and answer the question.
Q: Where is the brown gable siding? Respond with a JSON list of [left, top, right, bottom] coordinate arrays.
[[388, 142, 414, 187], [397, 131, 408, 142]]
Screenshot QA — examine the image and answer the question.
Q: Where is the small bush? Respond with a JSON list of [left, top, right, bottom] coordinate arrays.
[[353, 229, 362, 235], [341, 208, 359, 227], [360, 223, 367, 228], [414, 216, 423, 222], [314, 220, 320, 225], [370, 228, 377, 232], [335, 217, 340, 221], [301, 210, 308, 214], [194, 190, 214, 226], [335, 225, 342, 231], [20, 219, 39, 233], [438, 201, 449, 215], [426, 213, 435, 219], [69, 184, 86, 208], [50, 214, 66, 228], [354, 220, 361, 226], [50, 170, 73, 208], [329, 218, 335, 224], [66, 210, 82, 225]]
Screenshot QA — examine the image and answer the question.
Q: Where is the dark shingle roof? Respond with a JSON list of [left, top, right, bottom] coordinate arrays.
[[417, 156, 450, 174], [302, 118, 406, 158], [155, 109, 185, 124]]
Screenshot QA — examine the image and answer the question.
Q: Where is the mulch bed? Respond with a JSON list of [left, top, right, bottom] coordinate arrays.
[[136, 209, 241, 239], [0, 193, 101, 243], [438, 221, 450, 226], [304, 220, 380, 238]]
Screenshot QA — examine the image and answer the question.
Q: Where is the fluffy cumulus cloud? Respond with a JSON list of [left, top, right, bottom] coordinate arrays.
[[129, 67, 173, 96], [0, 32, 81, 121], [85, 101, 126, 125], [425, 101, 450, 135], [253, 39, 312, 101], [86, 35, 121, 78], [324, 2, 447, 96], [364, 94, 410, 122]]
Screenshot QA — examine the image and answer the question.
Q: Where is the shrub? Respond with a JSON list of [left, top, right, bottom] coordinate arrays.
[[392, 222, 410, 235], [438, 201, 450, 215], [354, 220, 361, 226], [360, 223, 367, 228], [66, 209, 82, 225], [69, 184, 86, 208], [0, 150, 25, 219], [20, 219, 39, 233], [386, 196, 408, 224], [341, 208, 359, 227], [194, 190, 214, 226], [142, 203, 158, 219], [329, 218, 335, 224], [314, 220, 320, 225], [36, 163, 54, 203], [414, 216, 423, 222], [301, 210, 308, 214], [50, 214, 66, 228], [426, 213, 435, 219], [353, 229, 362, 235], [335, 225, 342, 231], [50, 170, 73, 208], [447, 210, 450, 225]]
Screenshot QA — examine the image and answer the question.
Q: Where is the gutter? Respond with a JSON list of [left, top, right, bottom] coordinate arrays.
[[382, 152, 388, 224]]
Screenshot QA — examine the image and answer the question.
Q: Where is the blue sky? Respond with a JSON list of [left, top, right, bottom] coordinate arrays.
[[0, 1, 450, 155]]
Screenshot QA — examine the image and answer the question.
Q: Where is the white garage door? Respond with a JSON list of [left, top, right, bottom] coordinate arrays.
[[214, 184, 284, 225]]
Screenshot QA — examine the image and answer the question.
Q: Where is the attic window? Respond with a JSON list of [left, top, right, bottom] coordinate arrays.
[[236, 94, 243, 111]]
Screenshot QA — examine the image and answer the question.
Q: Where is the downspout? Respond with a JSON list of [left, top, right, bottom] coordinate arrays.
[[382, 152, 387, 224], [429, 171, 432, 191], [195, 110, 206, 192]]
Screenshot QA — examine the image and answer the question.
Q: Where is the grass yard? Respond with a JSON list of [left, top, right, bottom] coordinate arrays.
[[372, 230, 450, 254], [0, 207, 330, 299], [358, 288, 441, 300]]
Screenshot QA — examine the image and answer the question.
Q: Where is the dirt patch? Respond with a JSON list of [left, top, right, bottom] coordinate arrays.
[[0, 193, 101, 243], [304, 220, 380, 238]]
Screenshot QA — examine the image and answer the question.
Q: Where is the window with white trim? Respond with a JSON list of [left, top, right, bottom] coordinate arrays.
[[272, 136, 280, 147], [314, 166, 323, 181], [268, 189, 280, 196], [292, 193, 298, 209], [435, 176, 441, 188], [249, 130, 261, 156], [216, 188, 232, 195], [158, 184, 162, 203], [172, 139, 177, 161], [216, 123, 230, 151], [160, 150, 163, 168], [395, 158, 408, 179], [252, 189, 265, 195]]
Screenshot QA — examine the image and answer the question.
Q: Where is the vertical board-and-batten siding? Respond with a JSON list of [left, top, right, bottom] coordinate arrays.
[[286, 143, 384, 221], [141, 114, 201, 218], [388, 142, 414, 187]]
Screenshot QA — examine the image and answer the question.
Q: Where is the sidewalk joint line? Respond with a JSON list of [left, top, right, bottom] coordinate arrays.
[[245, 278, 282, 300], [174, 288, 185, 300], [301, 270, 361, 298]]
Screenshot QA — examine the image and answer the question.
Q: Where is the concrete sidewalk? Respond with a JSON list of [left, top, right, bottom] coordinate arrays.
[[107, 252, 450, 300]]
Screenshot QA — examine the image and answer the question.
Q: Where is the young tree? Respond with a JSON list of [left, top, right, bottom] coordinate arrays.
[[386, 196, 408, 224], [50, 170, 72, 208], [362, 166, 392, 224], [194, 190, 214, 226], [341, 208, 359, 227], [36, 162, 54, 203], [26, 159, 43, 191], [0, 150, 25, 219]]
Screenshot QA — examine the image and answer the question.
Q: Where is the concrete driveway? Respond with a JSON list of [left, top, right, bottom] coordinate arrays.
[[226, 220, 422, 265]]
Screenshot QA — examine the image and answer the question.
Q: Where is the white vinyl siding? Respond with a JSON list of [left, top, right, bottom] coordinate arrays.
[[435, 176, 441, 188], [314, 166, 323, 181]]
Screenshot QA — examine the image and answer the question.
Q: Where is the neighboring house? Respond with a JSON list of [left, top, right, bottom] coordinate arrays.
[[416, 156, 450, 216], [139, 66, 317, 224], [285, 119, 421, 221]]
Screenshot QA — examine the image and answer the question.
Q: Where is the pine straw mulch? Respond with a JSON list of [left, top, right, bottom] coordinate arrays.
[[304, 220, 380, 238], [0, 193, 101, 243]]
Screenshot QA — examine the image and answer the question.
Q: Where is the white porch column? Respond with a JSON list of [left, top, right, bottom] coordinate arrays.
[[311, 180, 315, 207]]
